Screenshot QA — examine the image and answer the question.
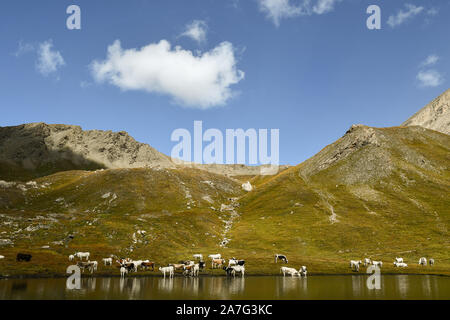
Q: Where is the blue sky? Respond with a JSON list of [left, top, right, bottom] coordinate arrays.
[[0, 0, 449, 165]]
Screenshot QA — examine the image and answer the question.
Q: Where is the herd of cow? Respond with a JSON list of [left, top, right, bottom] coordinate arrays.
[[4, 252, 436, 277], [67, 252, 247, 278], [349, 257, 435, 271]]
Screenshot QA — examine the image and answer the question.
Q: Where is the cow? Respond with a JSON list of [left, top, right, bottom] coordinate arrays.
[[208, 254, 221, 260], [120, 266, 128, 278], [184, 260, 195, 266], [364, 258, 371, 266], [394, 262, 408, 268], [395, 257, 403, 264], [429, 258, 435, 266], [141, 261, 155, 271], [372, 261, 383, 267], [90, 261, 98, 272], [223, 266, 234, 276], [169, 264, 186, 272], [102, 258, 113, 266], [275, 254, 288, 263], [0, 255, 4, 260], [74, 252, 90, 261], [212, 258, 226, 269], [193, 254, 203, 261], [131, 260, 144, 272], [419, 257, 427, 266], [16, 253, 32, 262], [77, 261, 96, 274], [230, 265, 245, 277], [299, 266, 307, 277], [228, 258, 245, 267], [280, 266, 299, 277], [350, 260, 362, 272], [199, 261, 206, 270], [191, 264, 200, 277], [69, 255, 75, 262], [159, 266, 174, 278]]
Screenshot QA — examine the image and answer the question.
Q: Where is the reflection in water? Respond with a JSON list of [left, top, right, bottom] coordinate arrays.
[[0, 275, 448, 300], [396, 275, 409, 299]]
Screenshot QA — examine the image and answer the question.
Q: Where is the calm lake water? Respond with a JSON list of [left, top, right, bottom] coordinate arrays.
[[0, 275, 449, 300]]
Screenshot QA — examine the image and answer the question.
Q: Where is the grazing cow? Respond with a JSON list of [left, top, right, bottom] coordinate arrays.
[[299, 266, 307, 277], [212, 258, 226, 269], [429, 258, 435, 266], [228, 258, 245, 267], [120, 266, 128, 278], [74, 252, 90, 261], [16, 253, 32, 262], [208, 254, 221, 260], [394, 262, 408, 268], [141, 262, 155, 271], [230, 265, 245, 277], [69, 255, 75, 262], [350, 260, 362, 272], [275, 254, 288, 263], [372, 261, 383, 267], [193, 254, 203, 261], [364, 258, 371, 266], [419, 257, 427, 266], [102, 258, 113, 266], [395, 257, 403, 264], [159, 266, 174, 278], [280, 266, 299, 277]]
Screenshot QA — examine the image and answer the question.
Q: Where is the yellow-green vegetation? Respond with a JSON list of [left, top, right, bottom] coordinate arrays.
[[0, 126, 449, 277]]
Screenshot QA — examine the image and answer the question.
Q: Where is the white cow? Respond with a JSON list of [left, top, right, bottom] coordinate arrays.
[[190, 264, 200, 277], [159, 266, 174, 278], [394, 262, 408, 268], [90, 261, 98, 272], [102, 258, 113, 266], [419, 257, 427, 266], [74, 252, 90, 261], [395, 257, 403, 264], [132, 260, 144, 272], [120, 266, 128, 278], [364, 258, 371, 266], [280, 267, 299, 277], [193, 254, 203, 260], [350, 260, 362, 272], [372, 261, 383, 267], [69, 255, 75, 261], [230, 265, 245, 277], [228, 258, 238, 267], [208, 254, 221, 260], [299, 266, 307, 277], [0, 255, 4, 260]]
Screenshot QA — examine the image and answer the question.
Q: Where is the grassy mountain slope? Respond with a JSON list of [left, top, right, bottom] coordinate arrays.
[[0, 125, 448, 277]]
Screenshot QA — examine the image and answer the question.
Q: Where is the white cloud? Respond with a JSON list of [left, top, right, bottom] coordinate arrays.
[[416, 70, 444, 87], [258, 0, 306, 27], [91, 40, 244, 109], [387, 4, 424, 28], [14, 41, 34, 57], [427, 8, 439, 16], [420, 55, 439, 67], [180, 20, 208, 44], [312, 0, 341, 15], [258, 0, 341, 26], [36, 40, 65, 76]]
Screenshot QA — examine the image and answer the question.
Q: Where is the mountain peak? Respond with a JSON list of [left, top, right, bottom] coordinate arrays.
[[402, 88, 450, 135]]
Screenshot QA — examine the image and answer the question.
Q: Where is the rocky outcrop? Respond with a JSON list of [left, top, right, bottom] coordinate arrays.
[[402, 89, 450, 135]]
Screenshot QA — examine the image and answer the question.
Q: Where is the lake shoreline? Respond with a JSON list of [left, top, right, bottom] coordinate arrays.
[[1, 272, 449, 280]]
